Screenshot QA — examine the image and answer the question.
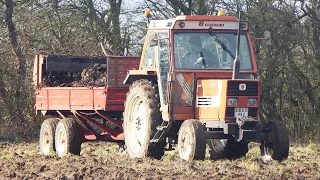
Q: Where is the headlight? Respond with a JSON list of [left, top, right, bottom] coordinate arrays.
[[247, 98, 258, 106], [227, 98, 238, 106]]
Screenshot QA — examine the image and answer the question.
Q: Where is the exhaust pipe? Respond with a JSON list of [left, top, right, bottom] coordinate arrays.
[[232, 0, 242, 80]]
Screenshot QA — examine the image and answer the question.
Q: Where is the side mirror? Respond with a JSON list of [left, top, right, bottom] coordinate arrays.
[[253, 30, 272, 51], [148, 32, 158, 47], [263, 30, 272, 46]]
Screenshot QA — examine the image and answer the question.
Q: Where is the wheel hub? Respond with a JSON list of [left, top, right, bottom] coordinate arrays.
[[43, 131, 50, 150], [57, 129, 66, 153], [181, 131, 192, 157], [135, 117, 142, 131]]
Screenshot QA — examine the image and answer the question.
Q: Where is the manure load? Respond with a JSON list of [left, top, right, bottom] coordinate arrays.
[[42, 63, 108, 87], [36, 54, 108, 87]]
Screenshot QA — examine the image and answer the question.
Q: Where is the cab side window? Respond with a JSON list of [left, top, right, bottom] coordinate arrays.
[[143, 33, 156, 67], [158, 33, 169, 104]]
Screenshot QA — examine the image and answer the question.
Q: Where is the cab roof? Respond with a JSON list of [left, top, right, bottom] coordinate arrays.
[[148, 15, 248, 31]]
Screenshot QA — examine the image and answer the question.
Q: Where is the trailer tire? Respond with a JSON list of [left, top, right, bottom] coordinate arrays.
[[224, 138, 249, 159], [261, 120, 289, 161], [123, 79, 165, 159], [178, 119, 206, 161], [55, 118, 82, 157], [39, 118, 59, 156]]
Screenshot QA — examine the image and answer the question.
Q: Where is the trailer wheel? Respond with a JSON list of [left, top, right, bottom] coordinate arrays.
[[55, 118, 82, 157], [261, 121, 289, 161], [224, 138, 249, 159], [39, 118, 59, 156], [123, 79, 165, 159], [178, 119, 206, 161]]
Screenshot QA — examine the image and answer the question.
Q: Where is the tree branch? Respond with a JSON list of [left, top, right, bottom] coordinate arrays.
[[145, 0, 170, 19], [303, 82, 320, 94], [166, 0, 190, 15], [290, 12, 309, 24]]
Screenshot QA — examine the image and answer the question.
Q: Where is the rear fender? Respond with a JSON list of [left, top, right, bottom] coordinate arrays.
[[123, 70, 157, 85]]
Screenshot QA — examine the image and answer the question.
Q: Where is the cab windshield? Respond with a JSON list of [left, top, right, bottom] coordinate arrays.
[[173, 32, 252, 70]]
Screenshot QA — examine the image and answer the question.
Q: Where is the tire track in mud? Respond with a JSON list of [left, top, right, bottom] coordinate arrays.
[[0, 142, 319, 179]]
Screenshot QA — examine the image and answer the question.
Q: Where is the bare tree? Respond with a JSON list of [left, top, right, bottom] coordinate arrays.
[[4, 0, 27, 86]]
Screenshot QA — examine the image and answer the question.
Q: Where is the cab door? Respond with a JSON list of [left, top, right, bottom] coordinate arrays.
[[156, 32, 170, 120]]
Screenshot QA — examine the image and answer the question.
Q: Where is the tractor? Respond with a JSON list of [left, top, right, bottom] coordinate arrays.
[[122, 9, 289, 161]]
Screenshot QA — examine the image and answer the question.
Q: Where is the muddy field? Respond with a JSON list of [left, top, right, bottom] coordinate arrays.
[[0, 141, 319, 179]]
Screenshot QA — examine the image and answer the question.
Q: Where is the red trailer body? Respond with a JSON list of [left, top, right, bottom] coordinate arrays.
[[34, 53, 139, 142], [35, 87, 128, 111]]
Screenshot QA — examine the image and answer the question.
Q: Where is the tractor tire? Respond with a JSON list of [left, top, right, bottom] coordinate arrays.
[[207, 139, 227, 160], [224, 138, 249, 159], [123, 79, 165, 159], [39, 118, 59, 156], [55, 118, 82, 157], [178, 119, 206, 161], [261, 120, 289, 161]]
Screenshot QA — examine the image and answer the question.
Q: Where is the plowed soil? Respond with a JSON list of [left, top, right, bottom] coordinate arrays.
[[0, 141, 319, 179]]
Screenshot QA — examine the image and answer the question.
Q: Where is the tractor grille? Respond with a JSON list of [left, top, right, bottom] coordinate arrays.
[[227, 81, 258, 96], [197, 97, 213, 107], [226, 107, 258, 117]]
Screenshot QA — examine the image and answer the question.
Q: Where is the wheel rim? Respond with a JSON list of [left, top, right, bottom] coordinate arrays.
[[56, 126, 67, 155], [264, 141, 273, 157], [127, 95, 148, 154], [263, 130, 275, 158], [180, 131, 193, 159], [209, 139, 227, 153]]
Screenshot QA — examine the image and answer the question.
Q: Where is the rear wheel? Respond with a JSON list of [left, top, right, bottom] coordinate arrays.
[[178, 119, 206, 161], [55, 118, 82, 157], [123, 80, 165, 159], [39, 118, 59, 156], [261, 121, 289, 161]]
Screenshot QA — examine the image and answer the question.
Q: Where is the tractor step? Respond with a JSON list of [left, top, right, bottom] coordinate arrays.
[[150, 139, 159, 143], [156, 126, 168, 131], [150, 121, 171, 143]]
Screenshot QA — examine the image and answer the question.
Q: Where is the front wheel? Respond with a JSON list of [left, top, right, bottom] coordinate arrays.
[[207, 138, 248, 160], [224, 138, 248, 159], [261, 121, 289, 161], [178, 119, 206, 161], [207, 139, 227, 160]]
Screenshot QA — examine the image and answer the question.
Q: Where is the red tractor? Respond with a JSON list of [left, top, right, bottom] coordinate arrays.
[[122, 10, 289, 161]]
